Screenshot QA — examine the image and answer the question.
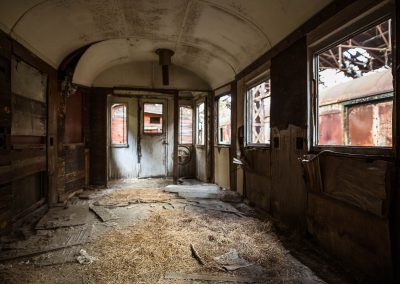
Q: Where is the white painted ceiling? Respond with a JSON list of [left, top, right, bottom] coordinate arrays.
[[0, 0, 332, 89]]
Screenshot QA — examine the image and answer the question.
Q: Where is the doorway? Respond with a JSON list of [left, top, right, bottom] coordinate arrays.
[[108, 94, 173, 180]]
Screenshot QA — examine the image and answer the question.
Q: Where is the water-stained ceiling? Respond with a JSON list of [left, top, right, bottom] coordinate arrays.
[[0, 0, 332, 89]]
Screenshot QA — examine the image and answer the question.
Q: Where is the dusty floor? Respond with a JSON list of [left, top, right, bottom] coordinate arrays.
[[0, 179, 351, 284]]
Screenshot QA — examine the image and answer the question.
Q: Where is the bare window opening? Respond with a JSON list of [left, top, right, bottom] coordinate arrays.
[[144, 103, 163, 134], [217, 95, 231, 145], [111, 103, 127, 146], [179, 106, 193, 144], [316, 19, 393, 147], [196, 102, 205, 145], [246, 78, 271, 145]]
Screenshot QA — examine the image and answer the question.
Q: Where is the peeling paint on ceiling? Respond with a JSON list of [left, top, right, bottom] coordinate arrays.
[[0, 0, 332, 88]]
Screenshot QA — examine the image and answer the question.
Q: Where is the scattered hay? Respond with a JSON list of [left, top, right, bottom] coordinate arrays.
[[96, 188, 176, 206], [84, 209, 291, 283]]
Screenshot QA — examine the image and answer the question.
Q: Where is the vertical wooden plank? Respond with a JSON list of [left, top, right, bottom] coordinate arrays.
[[0, 32, 11, 154], [230, 81, 237, 191], [47, 72, 58, 204], [392, 0, 400, 282], [208, 91, 215, 182], [88, 89, 109, 186], [173, 92, 179, 184]]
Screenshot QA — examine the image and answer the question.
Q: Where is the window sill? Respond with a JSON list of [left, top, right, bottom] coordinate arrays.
[[215, 144, 231, 148], [244, 144, 270, 150], [310, 146, 394, 159], [143, 133, 164, 136], [111, 144, 129, 148]]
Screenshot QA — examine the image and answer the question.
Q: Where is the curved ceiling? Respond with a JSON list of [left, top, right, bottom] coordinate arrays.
[[0, 0, 332, 89]]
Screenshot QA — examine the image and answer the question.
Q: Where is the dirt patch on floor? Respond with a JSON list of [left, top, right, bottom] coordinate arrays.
[[82, 209, 290, 283], [95, 188, 177, 206]]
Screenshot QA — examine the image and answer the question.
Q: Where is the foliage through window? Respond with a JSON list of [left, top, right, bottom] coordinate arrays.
[[217, 95, 231, 144], [196, 102, 205, 145], [179, 106, 193, 144], [144, 103, 163, 134], [111, 103, 127, 145], [246, 79, 271, 145], [315, 19, 393, 147]]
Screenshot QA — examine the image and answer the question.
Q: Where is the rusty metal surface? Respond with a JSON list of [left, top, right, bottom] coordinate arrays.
[[348, 104, 373, 146], [319, 70, 393, 106], [318, 111, 342, 145], [377, 101, 392, 147]]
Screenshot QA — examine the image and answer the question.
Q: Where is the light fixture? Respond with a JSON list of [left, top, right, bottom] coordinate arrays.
[[155, 48, 174, 85]]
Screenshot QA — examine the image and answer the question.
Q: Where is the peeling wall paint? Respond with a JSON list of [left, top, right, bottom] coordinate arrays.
[[214, 147, 230, 189]]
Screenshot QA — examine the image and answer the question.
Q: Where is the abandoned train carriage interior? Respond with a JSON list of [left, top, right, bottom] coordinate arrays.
[[0, 0, 399, 283]]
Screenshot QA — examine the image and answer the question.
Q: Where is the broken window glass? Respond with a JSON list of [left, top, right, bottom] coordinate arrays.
[[196, 102, 205, 145], [144, 103, 163, 134], [316, 19, 393, 147], [179, 106, 193, 144], [111, 103, 127, 145], [247, 79, 271, 144], [217, 95, 231, 145]]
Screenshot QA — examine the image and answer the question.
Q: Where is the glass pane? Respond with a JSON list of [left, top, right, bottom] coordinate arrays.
[[248, 79, 271, 144], [179, 106, 193, 144], [111, 103, 127, 145], [144, 103, 163, 134], [196, 103, 205, 145], [218, 95, 231, 144], [317, 19, 393, 147]]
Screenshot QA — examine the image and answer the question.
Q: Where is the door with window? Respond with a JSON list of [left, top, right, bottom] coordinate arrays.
[[108, 95, 170, 180], [195, 98, 208, 181], [139, 99, 168, 177]]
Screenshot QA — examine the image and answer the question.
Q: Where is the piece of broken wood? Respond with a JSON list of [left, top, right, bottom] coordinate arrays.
[[164, 272, 267, 283], [188, 204, 244, 217], [89, 205, 118, 222], [63, 189, 83, 208], [190, 243, 205, 265], [0, 241, 89, 262]]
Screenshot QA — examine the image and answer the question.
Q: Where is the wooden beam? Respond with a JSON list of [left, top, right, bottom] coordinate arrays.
[[173, 92, 179, 184]]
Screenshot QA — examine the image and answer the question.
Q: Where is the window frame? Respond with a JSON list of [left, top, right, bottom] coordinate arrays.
[[178, 104, 194, 145], [216, 93, 232, 146], [142, 102, 165, 136], [196, 101, 206, 146], [245, 73, 271, 148], [308, 7, 395, 156], [110, 102, 129, 148]]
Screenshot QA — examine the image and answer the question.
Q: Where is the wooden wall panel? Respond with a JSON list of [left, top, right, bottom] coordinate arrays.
[[307, 192, 392, 282], [64, 145, 85, 193], [87, 90, 108, 185], [64, 92, 83, 144], [0, 31, 57, 232], [320, 155, 391, 217]]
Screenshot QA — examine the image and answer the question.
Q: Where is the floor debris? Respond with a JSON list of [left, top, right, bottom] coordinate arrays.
[[164, 272, 267, 283], [190, 243, 206, 265], [0, 179, 350, 284], [35, 205, 89, 229], [214, 249, 253, 271], [77, 249, 97, 265]]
